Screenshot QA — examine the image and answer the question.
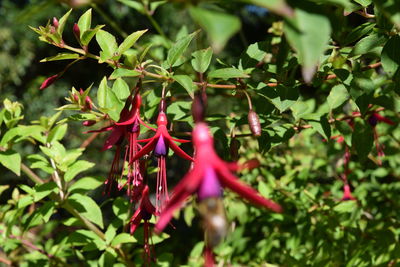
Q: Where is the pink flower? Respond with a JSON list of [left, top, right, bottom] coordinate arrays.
[[129, 185, 156, 264], [341, 184, 356, 201], [155, 122, 282, 234], [130, 111, 193, 213]]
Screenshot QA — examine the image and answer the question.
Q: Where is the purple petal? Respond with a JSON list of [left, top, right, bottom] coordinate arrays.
[[197, 167, 222, 201], [154, 135, 168, 157]]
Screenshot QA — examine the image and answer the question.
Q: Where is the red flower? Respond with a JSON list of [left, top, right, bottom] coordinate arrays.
[[341, 184, 356, 201], [155, 122, 282, 234], [129, 185, 156, 265], [88, 93, 153, 199], [130, 111, 193, 213], [368, 111, 395, 165]]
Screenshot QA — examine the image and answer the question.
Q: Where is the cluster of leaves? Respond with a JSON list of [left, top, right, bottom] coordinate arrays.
[[1, 0, 400, 266]]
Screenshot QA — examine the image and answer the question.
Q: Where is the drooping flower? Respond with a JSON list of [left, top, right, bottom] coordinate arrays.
[[129, 185, 157, 265], [130, 110, 193, 213], [367, 111, 395, 165], [155, 122, 282, 234], [88, 93, 154, 198], [341, 183, 356, 201]]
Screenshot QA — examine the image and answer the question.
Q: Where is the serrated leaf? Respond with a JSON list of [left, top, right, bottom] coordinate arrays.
[[69, 176, 103, 193], [191, 47, 213, 73], [47, 124, 68, 143], [68, 194, 104, 228], [173, 75, 196, 98], [109, 68, 141, 79], [284, 5, 331, 82], [40, 53, 80, 62], [189, 7, 240, 53], [167, 31, 198, 67], [111, 233, 137, 246], [327, 84, 349, 110], [57, 9, 72, 36], [96, 30, 118, 61], [381, 35, 400, 76], [0, 150, 21, 176], [208, 68, 249, 79], [117, 29, 147, 55], [78, 9, 92, 36], [81, 25, 105, 46], [112, 78, 131, 101], [64, 160, 95, 182]]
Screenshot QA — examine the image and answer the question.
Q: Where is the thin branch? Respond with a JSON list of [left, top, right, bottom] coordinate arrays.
[[21, 163, 44, 185], [80, 132, 100, 149]]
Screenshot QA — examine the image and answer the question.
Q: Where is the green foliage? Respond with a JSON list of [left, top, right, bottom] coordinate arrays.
[[1, 0, 400, 266]]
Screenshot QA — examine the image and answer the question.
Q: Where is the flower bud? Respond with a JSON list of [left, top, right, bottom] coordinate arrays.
[[82, 120, 96, 126], [73, 94, 79, 103], [73, 23, 80, 39], [52, 17, 59, 28], [84, 96, 93, 110], [248, 109, 261, 137], [40, 74, 58, 90]]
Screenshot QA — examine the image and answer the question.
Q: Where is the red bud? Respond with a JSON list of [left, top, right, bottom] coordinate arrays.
[[73, 23, 80, 39], [82, 120, 96, 126], [40, 75, 58, 90], [53, 17, 59, 28], [84, 96, 93, 110], [248, 109, 261, 137]]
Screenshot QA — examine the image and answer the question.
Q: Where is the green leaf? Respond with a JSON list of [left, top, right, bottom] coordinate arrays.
[[81, 25, 105, 46], [109, 68, 141, 80], [305, 114, 331, 139], [117, 29, 147, 55], [96, 30, 118, 61], [189, 7, 241, 53], [47, 124, 68, 143], [34, 182, 58, 202], [333, 200, 357, 213], [381, 35, 400, 76], [97, 77, 109, 109], [208, 68, 249, 79], [350, 33, 386, 57], [40, 53, 80, 62], [173, 75, 196, 98], [112, 197, 129, 221], [69, 176, 104, 193], [344, 22, 375, 45], [167, 31, 198, 67], [258, 84, 299, 112], [327, 84, 349, 110], [191, 47, 213, 73], [98, 76, 124, 119], [64, 160, 95, 182], [57, 9, 72, 36], [283, 5, 331, 82], [352, 121, 374, 161], [68, 194, 104, 228], [0, 150, 21, 176], [247, 0, 293, 17], [78, 9, 92, 37], [112, 78, 130, 101], [111, 233, 137, 246]]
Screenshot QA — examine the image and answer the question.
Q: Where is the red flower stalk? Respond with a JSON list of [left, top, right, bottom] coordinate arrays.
[[88, 93, 153, 198], [130, 111, 193, 213], [129, 185, 157, 265], [155, 122, 282, 234], [368, 112, 395, 165], [40, 74, 58, 90]]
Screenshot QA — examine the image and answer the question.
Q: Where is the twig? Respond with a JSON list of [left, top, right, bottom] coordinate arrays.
[[80, 132, 100, 149]]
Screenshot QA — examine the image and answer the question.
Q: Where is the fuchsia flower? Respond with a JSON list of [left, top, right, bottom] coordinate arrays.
[[130, 110, 193, 213], [129, 185, 156, 265], [88, 93, 154, 199], [368, 112, 395, 165], [341, 184, 356, 201], [40, 74, 58, 90], [155, 122, 282, 234]]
